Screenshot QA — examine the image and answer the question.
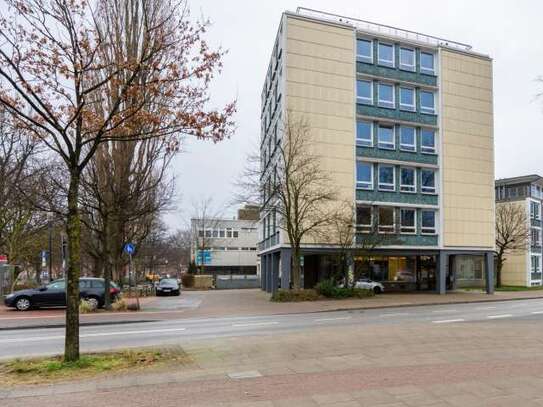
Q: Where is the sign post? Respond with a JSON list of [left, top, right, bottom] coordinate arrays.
[[123, 243, 138, 310]]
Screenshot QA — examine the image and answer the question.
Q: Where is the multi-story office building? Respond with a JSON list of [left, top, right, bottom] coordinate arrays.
[[496, 175, 543, 287], [191, 205, 259, 275], [259, 8, 495, 294]]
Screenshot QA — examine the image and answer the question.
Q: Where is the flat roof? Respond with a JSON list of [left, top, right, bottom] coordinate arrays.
[[495, 174, 542, 186]]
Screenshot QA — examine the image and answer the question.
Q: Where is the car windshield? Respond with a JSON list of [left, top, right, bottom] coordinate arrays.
[[159, 279, 177, 286]]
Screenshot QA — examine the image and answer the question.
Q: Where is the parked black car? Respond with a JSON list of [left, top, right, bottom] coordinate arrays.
[[155, 278, 180, 296], [3, 278, 121, 311]]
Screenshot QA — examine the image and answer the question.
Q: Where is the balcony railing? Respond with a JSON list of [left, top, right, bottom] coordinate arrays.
[[258, 232, 280, 251], [296, 7, 473, 52], [531, 272, 542, 281]]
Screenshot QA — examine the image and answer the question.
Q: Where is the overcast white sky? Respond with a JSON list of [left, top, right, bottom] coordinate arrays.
[[164, 0, 543, 230]]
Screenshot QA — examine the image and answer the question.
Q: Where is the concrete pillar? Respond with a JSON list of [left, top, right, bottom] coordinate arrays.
[[485, 251, 495, 294], [271, 253, 279, 294], [436, 252, 447, 295], [281, 249, 291, 290], [260, 256, 265, 290], [266, 255, 272, 293]]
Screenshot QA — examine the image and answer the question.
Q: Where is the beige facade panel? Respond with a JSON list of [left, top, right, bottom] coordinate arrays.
[[285, 15, 355, 246], [440, 48, 494, 249], [501, 251, 528, 287]]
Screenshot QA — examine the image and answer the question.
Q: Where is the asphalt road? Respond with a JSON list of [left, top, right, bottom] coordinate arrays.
[[2, 298, 543, 360]]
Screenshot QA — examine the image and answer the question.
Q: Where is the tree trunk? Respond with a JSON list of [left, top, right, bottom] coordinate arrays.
[[65, 170, 81, 362], [103, 214, 112, 310], [292, 245, 301, 289], [496, 258, 503, 289]]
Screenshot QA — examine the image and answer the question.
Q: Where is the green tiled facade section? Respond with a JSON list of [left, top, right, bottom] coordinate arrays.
[[357, 104, 437, 126], [357, 62, 437, 87], [357, 189, 438, 205], [356, 233, 438, 247], [357, 146, 437, 165]]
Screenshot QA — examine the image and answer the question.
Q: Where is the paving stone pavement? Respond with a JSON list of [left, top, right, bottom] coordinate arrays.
[[4, 317, 543, 406]]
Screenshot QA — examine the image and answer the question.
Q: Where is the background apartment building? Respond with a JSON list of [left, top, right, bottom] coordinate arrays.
[[191, 205, 259, 275], [259, 8, 495, 294], [496, 175, 543, 287]]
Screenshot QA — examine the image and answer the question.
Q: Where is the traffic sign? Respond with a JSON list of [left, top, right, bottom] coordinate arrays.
[[0, 255, 7, 264], [124, 243, 135, 255]]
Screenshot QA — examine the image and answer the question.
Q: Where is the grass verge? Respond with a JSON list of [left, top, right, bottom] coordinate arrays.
[[0, 348, 191, 385], [496, 285, 543, 292]]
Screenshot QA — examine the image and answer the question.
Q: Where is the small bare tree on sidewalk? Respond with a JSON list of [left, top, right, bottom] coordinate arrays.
[[495, 202, 530, 288], [190, 197, 223, 274]]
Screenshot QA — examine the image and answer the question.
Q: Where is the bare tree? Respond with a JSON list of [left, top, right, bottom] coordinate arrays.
[[495, 202, 530, 288], [190, 198, 223, 274], [0, 0, 235, 361], [265, 114, 337, 289]]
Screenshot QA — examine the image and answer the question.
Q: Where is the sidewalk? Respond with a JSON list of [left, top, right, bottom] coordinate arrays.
[[3, 288, 543, 329], [3, 314, 543, 406]]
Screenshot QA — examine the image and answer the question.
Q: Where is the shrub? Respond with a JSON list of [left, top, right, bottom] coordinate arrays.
[[111, 299, 128, 312], [316, 280, 374, 299], [79, 299, 96, 314], [271, 289, 320, 302], [181, 273, 195, 288]]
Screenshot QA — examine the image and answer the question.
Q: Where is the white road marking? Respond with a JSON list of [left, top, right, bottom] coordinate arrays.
[[487, 314, 512, 319], [476, 306, 497, 310], [232, 321, 278, 328], [532, 311, 543, 315], [431, 309, 457, 313], [380, 313, 409, 317], [314, 316, 352, 322], [0, 327, 187, 344], [227, 370, 262, 379], [432, 319, 465, 324]]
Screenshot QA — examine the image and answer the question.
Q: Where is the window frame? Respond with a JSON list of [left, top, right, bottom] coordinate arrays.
[[400, 167, 416, 193], [532, 229, 541, 247], [356, 161, 374, 190], [378, 164, 395, 192], [378, 82, 395, 109], [400, 208, 416, 234], [357, 80, 373, 105], [399, 126, 416, 152], [356, 120, 373, 147], [421, 210, 437, 235], [420, 52, 436, 75], [399, 47, 416, 72], [356, 205, 373, 233], [356, 38, 373, 63], [377, 42, 395, 68], [377, 124, 395, 150], [421, 128, 437, 154], [378, 207, 395, 233], [399, 87, 416, 112], [421, 169, 437, 194], [420, 90, 436, 115]]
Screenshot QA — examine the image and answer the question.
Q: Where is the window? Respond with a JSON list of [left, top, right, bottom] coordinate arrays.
[[532, 255, 541, 275], [90, 280, 105, 289], [399, 87, 415, 111], [219, 229, 225, 238], [531, 201, 541, 220], [421, 129, 436, 154], [357, 39, 373, 63], [400, 209, 416, 233], [420, 91, 436, 114], [357, 80, 373, 105], [532, 229, 541, 246], [420, 52, 435, 75], [47, 281, 66, 290], [226, 228, 233, 238], [421, 169, 436, 194], [356, 121, 373, 147], [399, 126, 416, 152], [378, 165, 395, 191], [198, 230, 204, 238], [400, 167, 416, 193], [212, 229, 218, 238], [378, 42, 395, 67], [357, 162, 373, 190], [378, 83, 395, 108], [356, 206, 372, 232], [233, 230, 239, 238], [421, 210, 436, 234], [399, 47, 415, 71], [205, 229, 212, 238], [378, 207, 395, 233], [377, 124, 395, 149]]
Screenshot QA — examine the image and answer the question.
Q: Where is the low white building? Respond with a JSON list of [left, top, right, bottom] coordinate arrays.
[[190, 205, 259, 275]]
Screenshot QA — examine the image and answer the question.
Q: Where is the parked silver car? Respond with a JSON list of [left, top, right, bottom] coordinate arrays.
[[354, 278, 385, 294]]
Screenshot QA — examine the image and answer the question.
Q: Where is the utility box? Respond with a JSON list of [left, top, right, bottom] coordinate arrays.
[[0, 265, 14, 298]]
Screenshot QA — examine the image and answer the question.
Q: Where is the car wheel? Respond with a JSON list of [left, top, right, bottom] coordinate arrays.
[[373, 286, 382, 294], [15, 297, 31, 311], [85, 297, 99, 310]]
